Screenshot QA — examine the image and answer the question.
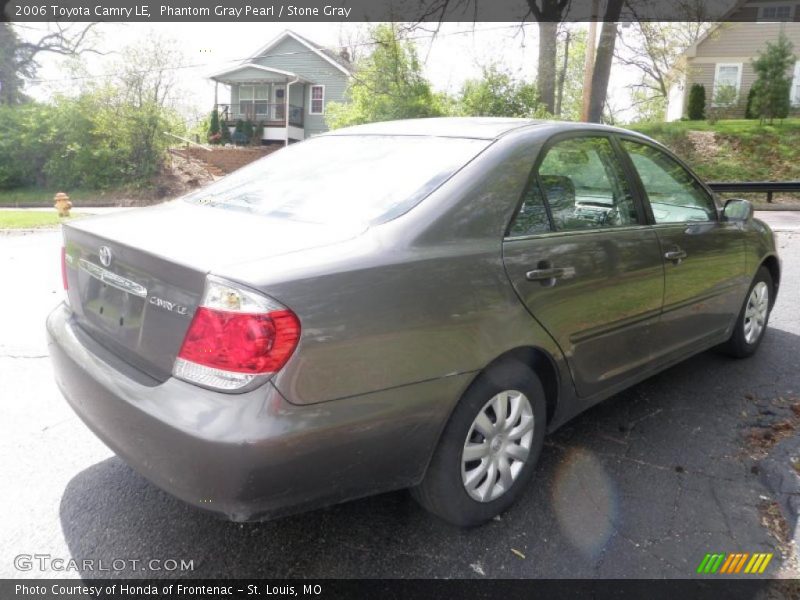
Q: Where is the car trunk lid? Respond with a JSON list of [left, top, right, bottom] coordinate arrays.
[[63, 201, 365, 381]]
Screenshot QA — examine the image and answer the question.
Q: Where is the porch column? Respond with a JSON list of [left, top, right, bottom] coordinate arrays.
[[284, 78, 290, 147]]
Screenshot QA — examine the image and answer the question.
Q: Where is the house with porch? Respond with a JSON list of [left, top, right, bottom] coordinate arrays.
[[210, 30, 352, 143], [666, 1, 800, 120]]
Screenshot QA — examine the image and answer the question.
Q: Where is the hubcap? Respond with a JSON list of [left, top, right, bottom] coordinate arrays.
[[743, 281, 769, 344], [461, 390, 534, 503]]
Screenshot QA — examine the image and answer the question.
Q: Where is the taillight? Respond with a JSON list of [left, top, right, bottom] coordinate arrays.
[[61, 247, 68, 290], [173, 277, 300, 392]]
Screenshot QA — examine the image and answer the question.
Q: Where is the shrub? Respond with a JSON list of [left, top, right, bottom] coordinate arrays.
[[745, 87, 758, 119], [750, 33, 794, 124], [207, 109, 221, 143], [220, 123, 231, 144], [687, 84, 706, 120], [242, 120, 255, 143]]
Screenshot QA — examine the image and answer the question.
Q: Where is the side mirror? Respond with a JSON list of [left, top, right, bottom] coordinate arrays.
[[723, 198, 753, 222]]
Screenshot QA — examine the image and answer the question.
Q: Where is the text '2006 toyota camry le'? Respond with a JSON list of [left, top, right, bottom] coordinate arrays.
[[47, 118, 780, 526]]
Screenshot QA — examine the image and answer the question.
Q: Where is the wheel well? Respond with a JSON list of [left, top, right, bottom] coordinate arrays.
[[761, 255, 780, 298], [487, 347, 559, 425]]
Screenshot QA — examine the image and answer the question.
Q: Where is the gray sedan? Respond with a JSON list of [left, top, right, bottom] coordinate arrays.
[[47, 118, 780, 526]]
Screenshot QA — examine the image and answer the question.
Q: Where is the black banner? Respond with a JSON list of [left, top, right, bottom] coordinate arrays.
[[0, 578, 786, 600], [0, 0, 784, 23]]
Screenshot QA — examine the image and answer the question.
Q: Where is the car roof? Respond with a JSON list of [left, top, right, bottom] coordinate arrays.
[[323, 117, 649, 142], [324, 117, 543, 140]]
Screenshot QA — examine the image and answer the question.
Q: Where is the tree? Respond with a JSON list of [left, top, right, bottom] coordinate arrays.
[[555, 27, 588, 120], [0, 23, 102, 105], [525, 0, 572, 114], [458, 65, 540, 117], [615, 21, 711, 121], [586, 0, 624, 122], [326, 24, 445, 128], [750, 33, 795, 124], [687, 84, 706, 120]]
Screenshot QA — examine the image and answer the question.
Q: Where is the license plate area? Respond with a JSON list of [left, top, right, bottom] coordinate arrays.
[[79, 259, 148, 336]]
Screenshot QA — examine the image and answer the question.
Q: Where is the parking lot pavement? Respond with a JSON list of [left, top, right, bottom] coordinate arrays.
[[1, 227, 798, 580]]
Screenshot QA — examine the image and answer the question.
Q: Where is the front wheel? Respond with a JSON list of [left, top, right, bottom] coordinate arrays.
[[411, 360, 546, 527], [722, 266, 773, 358]]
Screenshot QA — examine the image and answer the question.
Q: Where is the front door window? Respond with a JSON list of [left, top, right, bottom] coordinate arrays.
[[620, 140, 716, 223]]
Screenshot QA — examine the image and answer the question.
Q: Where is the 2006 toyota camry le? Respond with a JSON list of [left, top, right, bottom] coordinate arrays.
[[47, 118, 780, 526]]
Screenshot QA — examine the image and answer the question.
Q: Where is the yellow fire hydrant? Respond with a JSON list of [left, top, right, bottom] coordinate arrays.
[[54, 192, 72, 217]]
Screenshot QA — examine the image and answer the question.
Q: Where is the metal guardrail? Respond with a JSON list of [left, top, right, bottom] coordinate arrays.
[[708, 181, 800, 203]]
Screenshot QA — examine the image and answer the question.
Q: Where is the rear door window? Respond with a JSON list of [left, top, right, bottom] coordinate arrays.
[[510, 136, 640, 235]]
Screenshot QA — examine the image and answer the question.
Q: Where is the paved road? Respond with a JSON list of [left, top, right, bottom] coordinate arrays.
[[1, 216, 799, 580]]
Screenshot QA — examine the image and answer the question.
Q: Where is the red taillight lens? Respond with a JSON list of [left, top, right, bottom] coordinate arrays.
[[177, 307, 300, 374], [61, 247, 68, 290], [173, 277, 301, 391]]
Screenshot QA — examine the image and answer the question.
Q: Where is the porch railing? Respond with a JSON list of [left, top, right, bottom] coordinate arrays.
[[216, 103, 303, 127]]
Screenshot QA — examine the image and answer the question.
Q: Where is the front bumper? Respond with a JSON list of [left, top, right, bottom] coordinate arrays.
[[47, 303, 466, 521]]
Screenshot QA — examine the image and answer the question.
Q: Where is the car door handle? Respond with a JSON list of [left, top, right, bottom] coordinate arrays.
[[664, 249, 687, 263], [526, 267, 568, 281]]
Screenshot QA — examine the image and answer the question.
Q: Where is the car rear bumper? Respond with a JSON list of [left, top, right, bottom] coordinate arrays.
[[47, 303, 468, 521]]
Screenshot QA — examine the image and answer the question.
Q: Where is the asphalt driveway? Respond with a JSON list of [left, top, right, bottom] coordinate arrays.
[[1, 215, 799, 579]]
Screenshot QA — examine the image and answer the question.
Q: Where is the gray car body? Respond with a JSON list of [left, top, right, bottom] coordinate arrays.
[[47, 118, 780, 521]]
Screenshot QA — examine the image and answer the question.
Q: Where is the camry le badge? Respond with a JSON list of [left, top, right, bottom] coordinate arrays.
[[148, 296, 189, 316], [98, 246, 112, 267]]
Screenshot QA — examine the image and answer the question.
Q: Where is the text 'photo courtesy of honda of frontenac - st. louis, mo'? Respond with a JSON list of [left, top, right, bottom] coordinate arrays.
[[47, 118, 780, 526]]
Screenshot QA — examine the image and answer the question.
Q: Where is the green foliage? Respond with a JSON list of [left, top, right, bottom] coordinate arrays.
[[687, 84, 706, 120], [242, 120, 255, 143], [0, 87, 181, 190], [207, 109, 221, 143], [750, 34, 795, 124], [745, 87, 757, 119], [554, 29, 588, 121], [708, 85, 739, 124], [631, 118, 800, 184], [326, 24, 445, 129], [0, 24, 28, 105], [457, 65, 542, 118], [220, 123, 231, 144]]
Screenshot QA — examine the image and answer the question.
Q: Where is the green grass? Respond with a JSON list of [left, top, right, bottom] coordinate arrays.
[[0, 186, 143, 207], [0, 210, 85, 229], [630, 118, 800, 184]]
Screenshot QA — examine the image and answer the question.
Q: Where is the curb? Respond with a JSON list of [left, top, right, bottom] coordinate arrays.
[[0, 228, 60, 235]]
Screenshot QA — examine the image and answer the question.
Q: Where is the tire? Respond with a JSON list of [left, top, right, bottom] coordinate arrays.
[[722, 266, 773, 358], [411, 359, 547, 527]]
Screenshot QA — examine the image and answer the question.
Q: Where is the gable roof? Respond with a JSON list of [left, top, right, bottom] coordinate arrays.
[[209, 63, 311, 83], [677, 0, 762, 61], [249, 30, 353, 76]]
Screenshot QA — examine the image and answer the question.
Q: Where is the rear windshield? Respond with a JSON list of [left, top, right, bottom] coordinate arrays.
[[184, 135, 490, 226]]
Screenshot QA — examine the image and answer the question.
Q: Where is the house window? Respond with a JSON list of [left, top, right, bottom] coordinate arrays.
[[310, 85, 325, 115], [712, 63, 742, 106], [239, 85, 269, 120], [793, 62, 800, 106], [759, 4, 794, 21]]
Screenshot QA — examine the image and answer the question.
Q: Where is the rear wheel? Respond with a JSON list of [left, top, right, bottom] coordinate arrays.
[[411, 360, 546, 527], [722, 266, 773, 358]]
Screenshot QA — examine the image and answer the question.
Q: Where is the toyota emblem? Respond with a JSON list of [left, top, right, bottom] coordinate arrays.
[[98, 246, 112, 267]]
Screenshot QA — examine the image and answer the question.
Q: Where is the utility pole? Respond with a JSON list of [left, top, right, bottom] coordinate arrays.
[[581, 0, 599, 122]]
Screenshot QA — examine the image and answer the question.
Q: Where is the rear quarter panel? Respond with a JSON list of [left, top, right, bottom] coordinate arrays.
[[219, 130, 574, 418]]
